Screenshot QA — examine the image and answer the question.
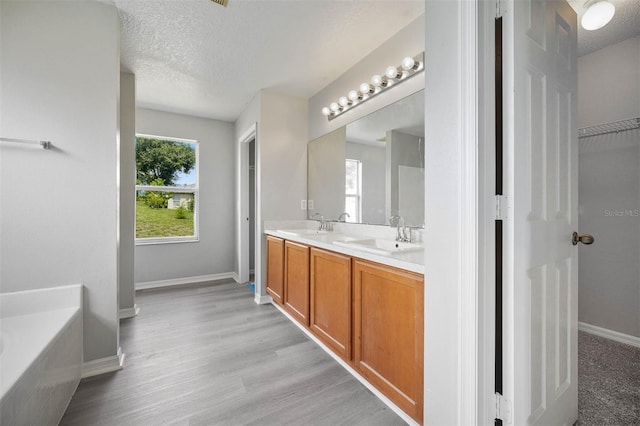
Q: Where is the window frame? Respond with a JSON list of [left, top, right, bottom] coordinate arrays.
[[135, 133, 200, 245], [345, 158, 362, 223]]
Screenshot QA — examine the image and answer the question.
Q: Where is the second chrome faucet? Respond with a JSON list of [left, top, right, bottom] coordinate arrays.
[[390, 214, 413, 243]]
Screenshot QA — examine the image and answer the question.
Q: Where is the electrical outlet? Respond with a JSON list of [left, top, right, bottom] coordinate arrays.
[[301, 200, 307, 210], [308, 200, 314, 210]]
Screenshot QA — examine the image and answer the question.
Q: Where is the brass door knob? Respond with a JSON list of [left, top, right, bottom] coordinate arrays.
[[572, 232, 594, 246]]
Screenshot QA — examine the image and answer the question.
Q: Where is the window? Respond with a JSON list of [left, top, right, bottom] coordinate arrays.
[[135, 134, 198, 244], [345, 159, 362, 223]]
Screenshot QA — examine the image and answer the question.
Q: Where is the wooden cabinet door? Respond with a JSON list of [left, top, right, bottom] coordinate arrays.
[[310, 248, 352, 360], [266, 236, 284, 305], [284, 241, 310, 326], [353, 259, 424, 422]]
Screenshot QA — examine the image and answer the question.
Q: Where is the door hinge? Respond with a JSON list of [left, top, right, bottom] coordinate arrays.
[[495, 392, 512, 423], [495, 194, 509, 220]]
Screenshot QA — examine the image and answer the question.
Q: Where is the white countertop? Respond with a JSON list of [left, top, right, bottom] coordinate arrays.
[[264, 228, 424, 275]]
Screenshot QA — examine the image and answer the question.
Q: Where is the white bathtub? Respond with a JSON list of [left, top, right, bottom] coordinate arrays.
[[0, 285, 83, 425]]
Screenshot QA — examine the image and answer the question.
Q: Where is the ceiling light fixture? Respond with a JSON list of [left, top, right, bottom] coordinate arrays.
[[359, 82, 375, 95], [338, 96, 351, 108], [385, 66, 402, 80], [581, 0, 615, 30], [321, 52, 424, 121], [371, 74, 388, 88], [348, 90, 362, 102]]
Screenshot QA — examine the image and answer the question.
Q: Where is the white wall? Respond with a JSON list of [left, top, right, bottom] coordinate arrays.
[[135, 108, 235, 284], [0, 1, 120, 363], [578, 36, 640, 128], [308, 14, 425, 141], [120, 73, 136, 314], [578, 36, 640, 338]]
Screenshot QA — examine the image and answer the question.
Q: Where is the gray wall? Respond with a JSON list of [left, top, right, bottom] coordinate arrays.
[[255, 91, 308, 297], [578, 36, 640, 338], [234, 91, 308, 298], [120, 73, 136, 313], [578, 36, 640, 129], [135, 108, 235, 284], [386, 130, 423, 223], [259, 91, 309, 223], [308, 128, 347, 221], [308, 14, 425, 141], [0, 1, 120, 362]]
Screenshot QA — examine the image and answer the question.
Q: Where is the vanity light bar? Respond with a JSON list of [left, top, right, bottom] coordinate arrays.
[[321, 52, 425, 121]]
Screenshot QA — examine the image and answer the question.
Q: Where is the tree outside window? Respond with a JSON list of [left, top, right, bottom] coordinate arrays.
[[135, 135, 198, 243]]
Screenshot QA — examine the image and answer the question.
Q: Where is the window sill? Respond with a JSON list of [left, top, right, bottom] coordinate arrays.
[[136, 236, 199, 246]]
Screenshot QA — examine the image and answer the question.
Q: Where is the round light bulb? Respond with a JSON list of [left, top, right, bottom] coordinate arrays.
[[401, 56, 418, 71], [581, 1, 615, 30], [348, 90, 361, 102], [329, 102, 340, 112], [371, 74, 387, 88], [386, 66, 401, 79], [339, 96, 350, 107], [359, 82, 373, 95], [321, 107, 331, 116]]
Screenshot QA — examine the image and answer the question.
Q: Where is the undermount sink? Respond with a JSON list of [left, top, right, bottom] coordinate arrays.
[[276, 229, 328, 237], [333, 238, 423, 256]]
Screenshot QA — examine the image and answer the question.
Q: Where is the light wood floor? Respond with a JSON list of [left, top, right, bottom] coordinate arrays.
[[60, 280, 403, 425]]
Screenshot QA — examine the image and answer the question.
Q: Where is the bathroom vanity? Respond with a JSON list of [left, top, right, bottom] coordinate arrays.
[[265, 227, 424, 423]]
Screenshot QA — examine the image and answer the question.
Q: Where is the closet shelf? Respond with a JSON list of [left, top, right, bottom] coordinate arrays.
[[578, 117, 640, 139]]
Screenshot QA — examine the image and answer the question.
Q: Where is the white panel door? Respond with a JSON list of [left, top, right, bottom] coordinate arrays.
[[504, 0, 578, 424]]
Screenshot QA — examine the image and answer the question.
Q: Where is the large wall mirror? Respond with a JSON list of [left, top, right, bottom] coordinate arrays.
[[308, 90, 425, 226]]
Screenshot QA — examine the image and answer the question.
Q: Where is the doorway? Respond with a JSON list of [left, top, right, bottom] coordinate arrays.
[[575, 34, 640, 424], [576, 39, 639, 344], [495, 4, 640, 424], [248, 139, 256, 280], [238, 123, 257, 286]]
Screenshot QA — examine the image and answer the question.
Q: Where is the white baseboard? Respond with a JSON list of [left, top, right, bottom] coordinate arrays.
[[579, 322, 640, 348], [270, 302, 419, 426], [82, 346, 125, 378], [136, 272, 236, 290], [119, 304, 140, 319], [232, 272, 240, 283], [254, 293, 272, 305]]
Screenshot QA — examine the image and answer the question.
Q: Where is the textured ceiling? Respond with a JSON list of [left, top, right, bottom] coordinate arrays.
[[117, 0, 639, 122], [116, 0, 425, 122], [568, 0, 640, 56]]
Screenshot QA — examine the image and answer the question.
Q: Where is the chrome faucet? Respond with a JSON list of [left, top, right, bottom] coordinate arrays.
[[312, 213, 328, 231], [390, 214, 411, 242], [337, 212, 350, 222]]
